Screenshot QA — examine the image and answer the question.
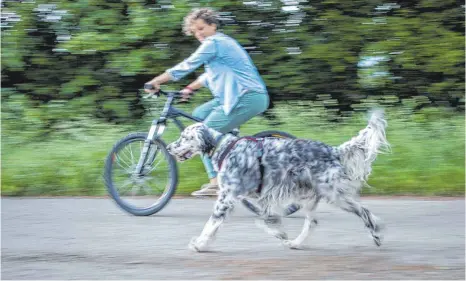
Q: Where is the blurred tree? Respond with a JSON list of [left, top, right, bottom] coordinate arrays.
[[1, 0, 464, 134]]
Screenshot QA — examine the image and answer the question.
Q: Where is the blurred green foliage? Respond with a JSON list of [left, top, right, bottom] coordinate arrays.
[[2, 101, 464, 196], [1, 0, 464, 196], [2, 0, 464, 123]]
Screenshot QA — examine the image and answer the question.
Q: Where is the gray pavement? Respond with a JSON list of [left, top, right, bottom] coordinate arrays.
[[1, 197, 465, 279]]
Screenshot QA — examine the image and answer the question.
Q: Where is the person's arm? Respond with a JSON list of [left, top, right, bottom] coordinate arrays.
[[166, 39, 216, 81], [145, 41, 216, 93], [187, 73, 208, 91], [145, 72, 172, 92]]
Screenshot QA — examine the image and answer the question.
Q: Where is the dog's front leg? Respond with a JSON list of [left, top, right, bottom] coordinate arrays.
[[189, 216, 224, 252], [283, 200, 319, 249], [189, 190, 235, 252]]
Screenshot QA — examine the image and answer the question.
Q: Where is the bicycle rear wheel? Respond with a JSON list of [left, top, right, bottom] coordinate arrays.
[[104, 133, 178, 216], [240, 130, 301, 217]]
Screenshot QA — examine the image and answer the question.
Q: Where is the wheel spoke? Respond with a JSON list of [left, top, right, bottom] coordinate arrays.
[[115, 153, 133, 172], [115, 156, 134, 174], [144, 156, 165, 174], [122, 145, 136, 165], [118, 180, 137, 195], [142, 177, 167, 194], [127, 143, 136, 164]]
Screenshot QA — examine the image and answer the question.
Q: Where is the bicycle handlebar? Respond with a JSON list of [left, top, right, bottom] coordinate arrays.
[[143, 84, 182, 99]]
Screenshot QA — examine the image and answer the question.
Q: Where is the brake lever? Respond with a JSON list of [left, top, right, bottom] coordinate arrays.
[[142, 83, 161, 99], [143, 93, 158, 99]]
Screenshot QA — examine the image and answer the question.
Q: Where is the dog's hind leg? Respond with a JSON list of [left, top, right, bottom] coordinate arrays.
[[282, 199, 319, 249], [189, 189, 235, 252], [332, 195, 384, 246]]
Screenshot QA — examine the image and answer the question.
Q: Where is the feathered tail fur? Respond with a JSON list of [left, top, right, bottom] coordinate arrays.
[[338, 109, 391, 184]]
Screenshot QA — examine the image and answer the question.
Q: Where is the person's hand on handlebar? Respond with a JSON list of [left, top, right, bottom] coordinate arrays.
[[179, 86, 195, 102], [145, 73, 172, 94], [144, 82, 160, 94]]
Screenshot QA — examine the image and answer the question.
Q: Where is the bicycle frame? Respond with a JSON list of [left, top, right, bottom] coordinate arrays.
[[135, 91, 201, 175]]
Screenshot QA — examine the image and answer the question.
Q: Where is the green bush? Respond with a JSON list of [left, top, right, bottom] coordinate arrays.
[[1, 103, 464, 196]]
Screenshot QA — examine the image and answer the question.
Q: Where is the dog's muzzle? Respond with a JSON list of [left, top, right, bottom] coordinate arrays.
[[178, 150, 194, 161], [167, 143, 194, 162]]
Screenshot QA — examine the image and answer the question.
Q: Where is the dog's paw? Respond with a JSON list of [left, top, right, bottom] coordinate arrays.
[[275, 231, 288, 240], [371, 221, 385, 247], [374, 221, 387, 234], [282, 239, 304, 250], [188, 237, 208, 252], [255, 219, 287, 240], [371, 233, 383, 247], [373, 217, 386, 233]]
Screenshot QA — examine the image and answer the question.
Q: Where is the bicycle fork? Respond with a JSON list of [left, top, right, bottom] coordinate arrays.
[[135, 94, 173, 175], [134, 121, 166, 175]]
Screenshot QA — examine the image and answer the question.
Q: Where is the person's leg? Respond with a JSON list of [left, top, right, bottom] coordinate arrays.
[[192, 92, 269, 196], [204, 92, 269, 134], [191, 99, 221, 194], [192, 99, 220, 120]]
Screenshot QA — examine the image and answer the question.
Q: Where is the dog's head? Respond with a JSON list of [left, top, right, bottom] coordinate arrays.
[[166, 123, 218, 162]]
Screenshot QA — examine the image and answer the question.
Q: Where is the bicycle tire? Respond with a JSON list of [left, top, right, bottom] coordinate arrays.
[[252, 130, 297, 140], [104, 133, 178, 216], [239, 130, 301, 217]]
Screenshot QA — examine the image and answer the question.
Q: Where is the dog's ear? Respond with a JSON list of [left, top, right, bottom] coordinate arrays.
[[198, 125, 216, 154]]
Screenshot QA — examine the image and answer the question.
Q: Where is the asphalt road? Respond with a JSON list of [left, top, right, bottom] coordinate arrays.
[[2, 197, 464, 280]]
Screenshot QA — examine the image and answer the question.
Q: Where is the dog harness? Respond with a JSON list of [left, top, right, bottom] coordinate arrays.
[[217, 136, 265, 194]]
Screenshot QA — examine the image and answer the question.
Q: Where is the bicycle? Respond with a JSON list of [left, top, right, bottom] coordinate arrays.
[[104, 87, 301, 216]]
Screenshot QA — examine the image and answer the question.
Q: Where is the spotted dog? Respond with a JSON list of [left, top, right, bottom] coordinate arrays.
[[167, 109, 390, 252]]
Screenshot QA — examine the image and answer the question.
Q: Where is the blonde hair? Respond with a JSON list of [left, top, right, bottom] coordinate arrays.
[[182, 8, 220, 36]]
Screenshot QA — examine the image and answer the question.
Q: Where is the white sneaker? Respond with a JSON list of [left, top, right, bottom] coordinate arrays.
[[191, 183, 219, 196]]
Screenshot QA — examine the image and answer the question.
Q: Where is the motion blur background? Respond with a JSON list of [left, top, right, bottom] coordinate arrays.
[[1, 0, 464, 196]]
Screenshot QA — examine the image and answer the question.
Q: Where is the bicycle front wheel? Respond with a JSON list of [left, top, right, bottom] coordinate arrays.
[[104, 133, 178, 216]]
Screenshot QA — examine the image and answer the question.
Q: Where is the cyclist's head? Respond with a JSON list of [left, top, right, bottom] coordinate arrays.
[[183, 8, 219, 42]]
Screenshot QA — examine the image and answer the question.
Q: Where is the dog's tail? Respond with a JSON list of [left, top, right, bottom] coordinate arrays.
[[337, 108, 390, 183]]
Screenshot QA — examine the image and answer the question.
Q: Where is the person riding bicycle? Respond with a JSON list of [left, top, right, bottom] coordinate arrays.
[[144, 7, 269, 196]]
